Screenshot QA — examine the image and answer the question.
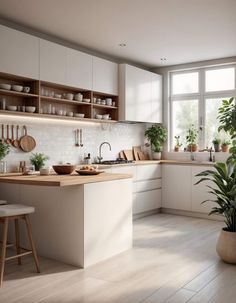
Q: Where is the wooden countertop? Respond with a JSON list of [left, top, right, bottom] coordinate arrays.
[[0, 173, 132, 187]]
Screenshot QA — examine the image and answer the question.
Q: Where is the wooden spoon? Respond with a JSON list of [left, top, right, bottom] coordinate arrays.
[[6, 124, 11, 144], [80, 129, 83, 147], [12, 125, 19, 148]]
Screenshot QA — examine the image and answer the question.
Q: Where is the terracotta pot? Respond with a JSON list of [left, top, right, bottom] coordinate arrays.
[[216, 228, 236, 264], [174, 146, 180, 152], [152, 152, 161, 160], [221, 145, 229, 152], [187, 144, 198, 152]]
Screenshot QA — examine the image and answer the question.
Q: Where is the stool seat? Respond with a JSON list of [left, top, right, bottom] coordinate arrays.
[[0, 200, 7, 205], [0, 204, 35, 217]]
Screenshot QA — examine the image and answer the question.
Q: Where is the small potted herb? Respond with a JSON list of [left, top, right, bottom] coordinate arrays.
[[221, 140, 230, 152], [0, 142, 10, 173], [30, 152, 49, 171], [145, 125, 167, 160], [174, 136, 182, 152], [186, 125, 198, 152], [212, 138, 221, 152]]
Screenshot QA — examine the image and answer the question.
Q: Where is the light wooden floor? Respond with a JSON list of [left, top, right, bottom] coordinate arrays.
[[0, 213, 235, 303]]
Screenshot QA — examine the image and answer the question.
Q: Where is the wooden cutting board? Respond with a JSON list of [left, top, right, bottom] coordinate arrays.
[[138, 151, 150, 160], [119, 151, 126, 159], [133, 146, 142, 161], [123, 150, 134, 161]]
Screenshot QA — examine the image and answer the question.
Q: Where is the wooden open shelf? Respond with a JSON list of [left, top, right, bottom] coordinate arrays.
[[0, 72, 119, 122]]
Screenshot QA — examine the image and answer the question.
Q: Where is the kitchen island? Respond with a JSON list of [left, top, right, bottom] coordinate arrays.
[[0, 173, 133, 267]]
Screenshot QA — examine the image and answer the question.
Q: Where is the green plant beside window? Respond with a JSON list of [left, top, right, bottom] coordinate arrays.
[[30, 152, 49, 171], [145, 125, 167, 152], [0, 142, 10, 161], [212, 138, 221, 145], [186, 124, 198, 151]]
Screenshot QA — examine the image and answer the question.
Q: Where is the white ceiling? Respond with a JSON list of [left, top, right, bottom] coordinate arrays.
[[0, 0, 235, 68]]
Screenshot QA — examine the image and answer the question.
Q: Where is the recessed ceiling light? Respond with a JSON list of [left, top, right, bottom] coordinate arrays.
[[119, 43, 126, 47], [160, 58, 167, 61]]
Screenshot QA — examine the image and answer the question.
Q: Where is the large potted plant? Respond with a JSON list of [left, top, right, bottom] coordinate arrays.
[[0, 142, 10, 173], [196, 97, 236, 264], [186, 124, 198, 152], [212, 137, 221, 152], [30, 152, 49, 171], [145, 125, 167, 160]]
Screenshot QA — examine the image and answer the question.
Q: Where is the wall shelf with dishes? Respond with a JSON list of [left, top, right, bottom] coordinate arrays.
[[0, 72, 119, 123]]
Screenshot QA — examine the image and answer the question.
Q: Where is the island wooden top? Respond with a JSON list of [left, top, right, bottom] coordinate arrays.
[[0, 173, 132, 187]]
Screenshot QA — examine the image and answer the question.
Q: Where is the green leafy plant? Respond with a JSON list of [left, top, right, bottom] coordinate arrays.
[[0, 142, 10, 161], [222, 140, 231, 146], [30, 152, 49, 171], [174, 135, 182, 147], [196, 162, 236, 232], [196, 97, 236, 231], [218, 97, 236, 162], [145, 125, 167, 152], [212, 138, 221, 145], [186, 124, 198, 146]]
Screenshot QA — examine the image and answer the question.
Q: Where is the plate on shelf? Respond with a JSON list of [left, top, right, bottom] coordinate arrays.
[[75, 170, 104, 175]]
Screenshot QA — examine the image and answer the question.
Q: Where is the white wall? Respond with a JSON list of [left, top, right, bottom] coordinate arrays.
[[1, 116, 146, 172]]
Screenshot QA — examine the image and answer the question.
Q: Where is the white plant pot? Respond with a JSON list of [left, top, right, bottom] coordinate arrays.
[[152, 152, 161, 160]]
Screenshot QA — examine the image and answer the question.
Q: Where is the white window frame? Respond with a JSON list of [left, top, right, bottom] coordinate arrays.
[[169, 64, 236, 151]]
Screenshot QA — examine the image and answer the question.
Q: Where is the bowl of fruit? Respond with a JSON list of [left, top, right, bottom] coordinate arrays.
[[76, 165, 104, 175]]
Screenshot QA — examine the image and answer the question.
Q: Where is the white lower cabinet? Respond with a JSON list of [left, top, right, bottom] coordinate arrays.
[[135, 189, 161, 214], [162, 164, 192, 211]]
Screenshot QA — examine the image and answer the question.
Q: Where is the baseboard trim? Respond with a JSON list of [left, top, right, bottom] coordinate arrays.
[[161, 208, 223, 221], [133, 208, 161, 220]]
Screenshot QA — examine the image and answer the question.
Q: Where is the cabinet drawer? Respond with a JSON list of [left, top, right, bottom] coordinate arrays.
[[136, 179, 161, 192], [136, 165, 161, 181], [111, 166, 136, 180], [135, 189, 161, 214]]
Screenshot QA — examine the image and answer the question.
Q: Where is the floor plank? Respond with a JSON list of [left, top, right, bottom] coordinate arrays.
[[0, 213, 234, 303]]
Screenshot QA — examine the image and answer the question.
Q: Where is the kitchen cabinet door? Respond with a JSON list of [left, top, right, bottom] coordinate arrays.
[[135, 189, 161, 214], [119, 64, 162, 123], [162, 164, 192, 211], [40, 39, 66, 84], [191, 166, 215, 214], [92, 57, 118, 95], [66, 48, 92, 90], [0, 25, 39, 79], [150, 73, 162, 123]]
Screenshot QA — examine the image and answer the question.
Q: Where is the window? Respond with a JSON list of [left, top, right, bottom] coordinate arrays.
[[170, 65, 236, 150]]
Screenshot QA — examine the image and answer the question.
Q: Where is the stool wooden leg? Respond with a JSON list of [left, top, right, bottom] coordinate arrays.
[[0, 218, 9, 287], [24, 215, 40, 273], [15, 218, 21, 265]]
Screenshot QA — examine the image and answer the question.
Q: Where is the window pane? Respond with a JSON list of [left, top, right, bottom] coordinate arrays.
[[205, 98, 231, 148], [205, 67, 235, 92], [172, 72, 199, 94], [172, 100, 198, 149]]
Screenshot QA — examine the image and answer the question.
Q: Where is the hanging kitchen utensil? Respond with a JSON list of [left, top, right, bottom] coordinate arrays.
[[6, 124, 11, 144], [80, 129, 83, 147], [12, 125, 19, 148], [1, 124, 4, 143], [19, 125, 36, 152], [75, 129, 79, 147]]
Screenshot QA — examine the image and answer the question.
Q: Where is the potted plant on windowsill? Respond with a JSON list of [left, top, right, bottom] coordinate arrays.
[[0, 142, 10, 173], [186, 124, 198, 152], [212, 138, 221, 152], [145, 125, 167, 160], [221, 140, 230, 153], [30, 152, 49, 171], [196, 97, 236, 264], [174, 136, 182, 152]]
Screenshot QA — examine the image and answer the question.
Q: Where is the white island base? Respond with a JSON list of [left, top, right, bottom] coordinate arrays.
[[0, 178, 132, 267]]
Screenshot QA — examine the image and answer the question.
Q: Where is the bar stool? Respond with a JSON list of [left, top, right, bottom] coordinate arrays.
[[0, 204, 40, 286]]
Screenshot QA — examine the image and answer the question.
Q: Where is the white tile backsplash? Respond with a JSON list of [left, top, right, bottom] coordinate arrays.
[[0, 116, 146, 172]]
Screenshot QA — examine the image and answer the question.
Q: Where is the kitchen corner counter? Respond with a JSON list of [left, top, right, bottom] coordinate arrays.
[[0, 172, 132, 187]]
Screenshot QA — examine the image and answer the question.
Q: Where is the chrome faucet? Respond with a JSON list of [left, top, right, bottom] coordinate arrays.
[[97, 142, 112, 163]]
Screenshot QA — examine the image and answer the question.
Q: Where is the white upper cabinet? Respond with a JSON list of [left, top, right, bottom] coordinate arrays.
[[0, 25, 39, 79], [119, 64, 162, 123], [66, 48, 92, 90], [92, 57, 118, 95], [39, 39, 66, 84]]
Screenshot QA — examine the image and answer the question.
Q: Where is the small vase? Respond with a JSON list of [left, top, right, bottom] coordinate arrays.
[[174, 146, 180, 152], [152, 152, 161, 160], [0, 160, 7, 173], [214, 144, 220, 152], [216, 228, 236, 264], [221, 145, 229, 152]]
